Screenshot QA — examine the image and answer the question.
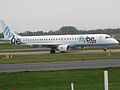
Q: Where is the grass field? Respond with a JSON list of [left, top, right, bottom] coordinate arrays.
[[0, 67, 120, 90], [117, 39, 120, 42], [0, 43, 29, 49], [0, 52, 120, 64]]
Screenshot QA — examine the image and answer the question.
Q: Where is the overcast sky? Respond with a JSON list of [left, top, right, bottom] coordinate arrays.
[[0, 0, 120, 32]]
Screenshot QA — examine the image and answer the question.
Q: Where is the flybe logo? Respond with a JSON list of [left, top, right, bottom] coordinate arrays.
[[79, 36, 96, 43], [3, 26, 13, 39], [11, 35, 21, 45]]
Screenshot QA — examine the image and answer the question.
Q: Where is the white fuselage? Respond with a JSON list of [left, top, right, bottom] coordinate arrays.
[[18, 34, 118, 48]]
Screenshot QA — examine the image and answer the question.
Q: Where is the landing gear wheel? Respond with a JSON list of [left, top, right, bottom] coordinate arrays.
[[50, 50, 56, 54], [81, 46, 85, 50], [60, 51, 66, 53], [103, 48, 107, 51]]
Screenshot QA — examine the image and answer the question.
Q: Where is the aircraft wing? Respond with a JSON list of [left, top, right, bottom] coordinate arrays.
[[25, 43, 62, 45], [24, 43, 63, 48]]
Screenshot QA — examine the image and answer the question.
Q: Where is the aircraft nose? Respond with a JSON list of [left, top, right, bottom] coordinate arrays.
[[115, 39, 119, 45]]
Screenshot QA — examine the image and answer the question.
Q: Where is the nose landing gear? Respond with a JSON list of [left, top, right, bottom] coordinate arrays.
[[103, 47, 107, 51]]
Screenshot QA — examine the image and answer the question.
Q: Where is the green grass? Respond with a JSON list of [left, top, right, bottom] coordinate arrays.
[[0, 67, 120, 90], [0, 49, 50, 53], [0, 43, 29, 49], [0, 52, 120, 64], [117, 39, 120, 42]]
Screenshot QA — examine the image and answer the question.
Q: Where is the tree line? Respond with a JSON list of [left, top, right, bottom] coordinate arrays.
[[18, 26, 120, 36]]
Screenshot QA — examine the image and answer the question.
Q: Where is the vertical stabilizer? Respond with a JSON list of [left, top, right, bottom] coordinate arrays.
[[0, 20, 15, 40]]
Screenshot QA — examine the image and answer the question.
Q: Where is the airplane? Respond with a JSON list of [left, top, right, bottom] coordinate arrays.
[[0, 20, 119, 53]]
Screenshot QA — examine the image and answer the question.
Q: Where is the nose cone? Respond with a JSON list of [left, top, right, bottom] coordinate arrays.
[[114, 39, 119, 45]]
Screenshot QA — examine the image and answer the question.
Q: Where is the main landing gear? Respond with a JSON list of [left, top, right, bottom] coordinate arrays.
[[50, 49, 56, 54], [81, 46, 85, 50]]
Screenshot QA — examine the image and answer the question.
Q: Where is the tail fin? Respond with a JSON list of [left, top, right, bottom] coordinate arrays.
[[0, 20, 17, 40], [0, 20, 21, 45]]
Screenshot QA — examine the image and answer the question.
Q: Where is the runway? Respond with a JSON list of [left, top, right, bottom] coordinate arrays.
[[0, 49, 120, 55], [0, 59, 120, 72]]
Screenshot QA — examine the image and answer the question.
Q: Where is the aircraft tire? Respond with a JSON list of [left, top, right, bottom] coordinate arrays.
[[60, 51, 66, 53], [50, 50, 56, 54]]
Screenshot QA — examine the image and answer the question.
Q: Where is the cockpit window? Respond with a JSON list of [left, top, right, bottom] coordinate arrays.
[[105, 36, 111, 39]]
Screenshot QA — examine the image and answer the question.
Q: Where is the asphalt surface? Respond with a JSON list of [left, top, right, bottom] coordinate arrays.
[[0, 49, 120, 55], [0, 59, 120, 72]]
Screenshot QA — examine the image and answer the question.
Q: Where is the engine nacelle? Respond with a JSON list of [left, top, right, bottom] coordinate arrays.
[[57, 45, 70, 52]]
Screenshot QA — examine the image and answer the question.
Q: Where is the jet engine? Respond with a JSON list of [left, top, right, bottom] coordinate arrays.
[[57, 45, 70, 52]]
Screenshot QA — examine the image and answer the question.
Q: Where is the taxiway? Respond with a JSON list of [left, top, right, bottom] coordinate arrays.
[[0, 59, 120, 72]]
